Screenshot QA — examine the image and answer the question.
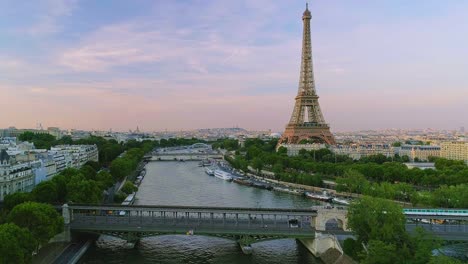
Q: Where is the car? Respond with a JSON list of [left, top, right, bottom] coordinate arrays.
[[288, 219, 300, 228]]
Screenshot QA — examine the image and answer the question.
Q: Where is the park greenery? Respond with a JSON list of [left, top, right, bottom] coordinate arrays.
[[345, 196, 463, 263], [220, 138, 468, 208], [0, 202, 62, 264]]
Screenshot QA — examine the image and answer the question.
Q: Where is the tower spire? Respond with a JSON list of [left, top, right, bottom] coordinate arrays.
[[278, 6, 336, 146]]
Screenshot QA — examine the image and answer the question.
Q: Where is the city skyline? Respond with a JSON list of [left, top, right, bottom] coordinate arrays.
[[1, 1, 467, 132]]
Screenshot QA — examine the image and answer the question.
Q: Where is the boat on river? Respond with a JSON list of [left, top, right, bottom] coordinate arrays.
[[332, 197, 350, 206], [199, 159, 212, 167], [305, 191, 333, 202], [250, 181, 273, 191], [214, 170, 233, 181], [205, 167, 214, 176]]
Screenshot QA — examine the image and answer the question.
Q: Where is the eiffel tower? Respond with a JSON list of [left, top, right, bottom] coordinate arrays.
[[279, 4, 336, 145]]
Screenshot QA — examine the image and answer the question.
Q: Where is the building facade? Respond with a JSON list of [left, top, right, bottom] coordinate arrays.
[[332, 144, 394, 160], [0, 150, 35, 201], [440, 141, 468, 163], [399, 145, 440, 161], [0, 139, 99, 200]]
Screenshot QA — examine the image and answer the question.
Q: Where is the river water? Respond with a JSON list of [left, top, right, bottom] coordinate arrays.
[[81, 161, 321, 263]]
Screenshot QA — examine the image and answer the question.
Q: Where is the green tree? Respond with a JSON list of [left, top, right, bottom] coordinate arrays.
[[110, 158, 133, 181], [31, 181, 58, 203], [7, 202, 63, 246], [51, 174, 70, 203], [121, 181, 138, 195], [252, 157, 264, 173], [347, 196, 407, 244], [0, 223, 36, 264], [342, 238, 362, 260], [79, 164, 97, 180], [361, 240, 406, 264], [2, 192, 33, 212], [409, 227, 440, 264], [95, 170, 114, 189], [66, 174, 102, 203], [277, 146, 287, 155]]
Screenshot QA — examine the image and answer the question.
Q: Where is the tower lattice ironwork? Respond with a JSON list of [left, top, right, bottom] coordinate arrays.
[[279, 4, 336, 145]]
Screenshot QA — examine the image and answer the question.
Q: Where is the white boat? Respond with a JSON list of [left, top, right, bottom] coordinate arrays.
[[214, 170, 233, 181], [305, 192, 333, 202], [332, 197, 350, 206], [205, 167, 214, 176]]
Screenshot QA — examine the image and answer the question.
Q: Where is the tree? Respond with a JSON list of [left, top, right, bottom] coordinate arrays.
[[2, 192, 33, 212], [361, 240, 406, 264], [31, 181, 58, 203], [336, 169, 369, 194], [7, 202, 63, 246], [110, 158, 133, 181], [0, 223, 36, 264], [66, 174, 102, 203], [277, 146, 287, 155], [342, 238, 362, 260], [96, 170, 114, 189], [409, 227, 440, 264], [121, 181, 138, 195], [51, 174, 70, 203], [252, 157, 264, 173], [79, 165, 97, 181], [347, 196, 407, 244]]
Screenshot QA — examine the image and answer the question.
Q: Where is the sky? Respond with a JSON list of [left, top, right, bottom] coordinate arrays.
[[0, 0, 467, 132]]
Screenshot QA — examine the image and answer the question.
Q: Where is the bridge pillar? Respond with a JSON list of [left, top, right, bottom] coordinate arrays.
[[48, 204, 72, 243], [237, 235, 254, 255], [124, 232, 141, 249], [298, 232, 343, 258]]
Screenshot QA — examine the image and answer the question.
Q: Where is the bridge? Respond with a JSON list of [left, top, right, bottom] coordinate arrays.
[[144, 152, 223, 161], [61, 204, 468, 256]]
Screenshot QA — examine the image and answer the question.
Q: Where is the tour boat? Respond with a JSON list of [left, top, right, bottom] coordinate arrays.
[[332, 197, 350, 206], [305, 191, 333, 202], [214, 170, 233, 181], [205, 167, 214, 176]]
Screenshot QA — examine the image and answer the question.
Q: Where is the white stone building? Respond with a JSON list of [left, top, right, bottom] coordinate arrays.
[[398, 145, 441, 161], [440, 141, 468, 164], [0, 150, 35, 201]]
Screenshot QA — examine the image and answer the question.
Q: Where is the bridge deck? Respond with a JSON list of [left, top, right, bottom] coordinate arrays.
[[69, 205, 316, 239]]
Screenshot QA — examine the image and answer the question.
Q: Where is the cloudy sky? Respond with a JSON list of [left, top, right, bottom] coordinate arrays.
[[0, 0, 467, 132]]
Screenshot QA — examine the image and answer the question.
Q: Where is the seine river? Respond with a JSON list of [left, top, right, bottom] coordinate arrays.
[[81, 161, 322, 263]]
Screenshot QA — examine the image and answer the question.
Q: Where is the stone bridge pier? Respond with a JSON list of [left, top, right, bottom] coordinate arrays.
[[298, 206, 351, 262]]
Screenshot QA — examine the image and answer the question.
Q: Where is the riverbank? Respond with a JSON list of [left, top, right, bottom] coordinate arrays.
[[221, 159, 413, 207]]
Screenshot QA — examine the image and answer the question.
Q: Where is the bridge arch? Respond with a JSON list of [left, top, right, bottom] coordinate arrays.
[[324, 218, 344, 231], [313, 207, 349, 232]]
